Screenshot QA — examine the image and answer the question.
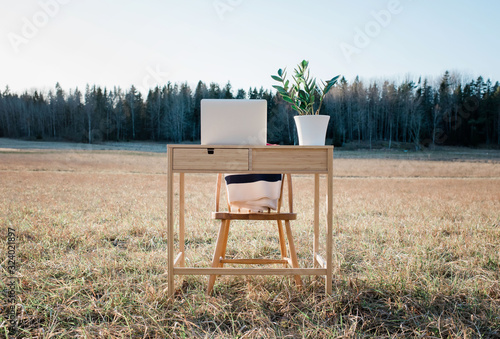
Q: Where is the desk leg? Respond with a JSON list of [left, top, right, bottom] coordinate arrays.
[[314, 174, 320, 269], [326, 151, 333, 295], [179, 173, 185, 267], [167, 152, 175, 298]]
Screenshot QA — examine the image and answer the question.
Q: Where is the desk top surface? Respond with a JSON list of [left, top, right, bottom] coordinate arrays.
[[167, 144, 334, 149]]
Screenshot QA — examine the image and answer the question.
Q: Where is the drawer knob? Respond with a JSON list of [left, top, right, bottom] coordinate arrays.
[[207, 148, 214, 154]]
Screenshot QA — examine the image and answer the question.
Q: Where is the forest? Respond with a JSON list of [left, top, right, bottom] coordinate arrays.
[[1, 71, 499, 148]]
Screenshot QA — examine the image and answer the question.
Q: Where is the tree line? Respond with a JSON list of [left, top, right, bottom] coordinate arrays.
[[1, 71, 499, 148]]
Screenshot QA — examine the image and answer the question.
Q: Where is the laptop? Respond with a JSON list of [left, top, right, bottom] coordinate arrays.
[[201, 99, 267, 145]]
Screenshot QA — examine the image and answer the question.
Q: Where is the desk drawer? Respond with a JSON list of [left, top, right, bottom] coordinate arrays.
[[252, 148, 328, 172], [173, 148, 249, 171]]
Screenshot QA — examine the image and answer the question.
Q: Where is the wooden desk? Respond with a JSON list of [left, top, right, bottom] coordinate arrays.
[[167, 145, 334, 297]]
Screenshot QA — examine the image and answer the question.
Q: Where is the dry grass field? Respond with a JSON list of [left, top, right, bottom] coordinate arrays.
[[0, 144, 499, 338]]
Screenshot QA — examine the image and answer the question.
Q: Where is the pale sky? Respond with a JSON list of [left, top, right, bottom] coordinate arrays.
[[1, 0, 499, 96]]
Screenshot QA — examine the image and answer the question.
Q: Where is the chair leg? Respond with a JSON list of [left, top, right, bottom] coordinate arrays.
[[277, 220, 287, 268], [207, 220, 229, 294], [284, 220, 303, 287], [220, 220, 230, 267]]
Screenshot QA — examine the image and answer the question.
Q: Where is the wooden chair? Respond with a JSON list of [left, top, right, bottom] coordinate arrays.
[[207, 173, 303, 294]]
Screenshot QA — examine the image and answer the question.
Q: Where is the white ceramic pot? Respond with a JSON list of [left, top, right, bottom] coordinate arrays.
[[294, 115, 330, 145]]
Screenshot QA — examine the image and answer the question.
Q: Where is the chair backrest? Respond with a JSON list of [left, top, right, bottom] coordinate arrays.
[[224, 173, 282, 212], [215, 173, 293, 213]]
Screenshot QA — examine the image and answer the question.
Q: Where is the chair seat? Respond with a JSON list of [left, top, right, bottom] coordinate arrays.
[[212, 212, 297, 221]]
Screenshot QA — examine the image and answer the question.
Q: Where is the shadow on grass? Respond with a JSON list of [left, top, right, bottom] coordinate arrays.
[[167, 277, 500, 338]]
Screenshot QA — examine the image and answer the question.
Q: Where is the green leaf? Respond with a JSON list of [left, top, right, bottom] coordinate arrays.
[[324, 75, 340, 94], [299, 89, 309, 102], [271, 75, 282, 82], [278, 68, 283, 77], [304, 78, 311, 91], [309, 79, 316, 93], [282, 96, 295, 104], [272, 85, 288, 95], [328, 75, 340, 84]]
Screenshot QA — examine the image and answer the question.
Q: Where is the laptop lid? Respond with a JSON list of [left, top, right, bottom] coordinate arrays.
[[201, 99, 267, 145]]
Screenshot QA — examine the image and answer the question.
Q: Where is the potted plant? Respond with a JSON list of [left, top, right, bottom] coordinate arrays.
[[271, 60, 339, 145]]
